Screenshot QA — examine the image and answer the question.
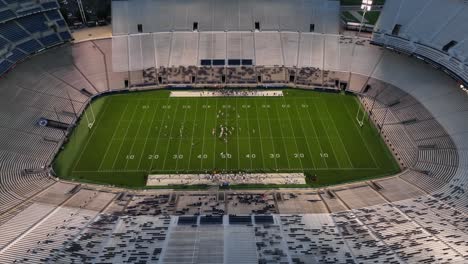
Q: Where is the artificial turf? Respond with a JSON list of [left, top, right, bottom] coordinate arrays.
[[53, 89, 400, 188]]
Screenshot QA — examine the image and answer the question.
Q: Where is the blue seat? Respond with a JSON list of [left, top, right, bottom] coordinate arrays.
[[16, 7, 42, 16], [0, 22, 29, 42], [0, 35, 9, 49], [0, 9, 15, 22], [17, 13, 48, 33], [56, 20, 66, 27], [59, 31, 71, 41], [0, 59, 13, 75], [7, 48, 27, 63], [17, 39, 43, 54], [41, 1, 58, 9], [45, 10, 61, 20], [39, 33, 60, 47]]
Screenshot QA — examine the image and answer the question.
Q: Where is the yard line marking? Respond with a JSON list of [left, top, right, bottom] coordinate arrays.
[[280, 97, 303, 170], [321, 100, 354, 168], [251, 100, 267, 169], [224, 99, 228, 171], [235, 98, 243, 170], [211, 100, 219, 171], [313, 98, 341, 168], [292, 98, 316, 169], [272, 98, 292, 170], [161, 100, 181, 171], [97, 101, 130, 171], [186, 100, 199, 170], [342, 96, 379, 168], [199, 98, 209, 170], [304, 99, 329, 168], [148, 96, 173, 171], [72, 98, 112, 173], [174, 100, 189, 171], [136, 100, 162, 170], [111, 100, 142, 170], [73, 166, 380, 173], [124, 99, 152, 169]]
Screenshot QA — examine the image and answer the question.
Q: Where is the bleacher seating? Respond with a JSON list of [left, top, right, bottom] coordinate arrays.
[[0, 22, 28, 42], [16, 39, 42, 54], [44, 9, 60, 21], [0, 59, 12, 74], [17, 13, 49, 33], [0, 9, 15, 22], [38, 33, 60, 47], [6, 47, 26, 62]]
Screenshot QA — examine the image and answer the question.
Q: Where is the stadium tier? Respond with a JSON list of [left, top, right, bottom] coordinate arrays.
[[0, 0, 466, 263], [0, 0, 71, 75], [373, 0, 468, 85]]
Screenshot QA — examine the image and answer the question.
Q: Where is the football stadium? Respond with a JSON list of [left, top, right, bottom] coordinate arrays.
[[0, 0, 467, 263]]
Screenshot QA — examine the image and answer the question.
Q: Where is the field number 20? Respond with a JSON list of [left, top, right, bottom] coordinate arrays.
[[148, 154, 159, 160], [269, 153, 280, 158]]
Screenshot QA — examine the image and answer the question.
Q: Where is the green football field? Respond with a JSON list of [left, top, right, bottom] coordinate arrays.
[[53, 89, 400, 187]]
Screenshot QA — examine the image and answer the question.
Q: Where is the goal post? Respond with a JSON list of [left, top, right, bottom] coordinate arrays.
[[355, 100, 366, 127], [84, 103, 96, 129]]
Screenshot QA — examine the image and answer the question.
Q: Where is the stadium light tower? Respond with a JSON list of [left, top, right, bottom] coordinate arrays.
[[358, 0, 372, 36]]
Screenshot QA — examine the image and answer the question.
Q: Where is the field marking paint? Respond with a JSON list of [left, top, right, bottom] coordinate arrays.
[[280, 97, 303, 170], [72, 99, 111, 172], [148, 96, 173, 171], [174, 100, 189, 171], [186, 100, 199, 170], [211, 100, 219, 171], [96, 101, 130, 171], [124, 99, 152, 169], [292, 98, 316, 169], [252, 100, 267, 169], [321, 100, 354, 168], [235, 98, 243, 170], [73, 166, 380, 173], [304, 100, 329, 168], [271, 99, 291, 169], [136, 100, 162, 170], [199, 99, 210, 170], [161, 100, 181, 171], [342, 96, 379, 168], [313, 99, 341, 168], [110, 100, 142, 170]]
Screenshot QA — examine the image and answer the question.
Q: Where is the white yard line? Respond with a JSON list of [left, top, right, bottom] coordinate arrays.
[[272, 100, 292, 169], [292, 98, 317, 169], [280, 97, 302, 170], [252, 101, 268, 170], [322, 100, 354, 168], [161, 100, 181, 171], [96, 102, 130, 171], [111, 101, 142, 170], [199, 99, 210, 170], [186, 100, 199, 170], [124, 99, 152, 169], [73, 99, 111, 172], [136, 100, 162, 170], [313, 99, 341, 168], [148, 96, 173, 171], [304, 100, 329, 168], [174, 101, 189, 171]]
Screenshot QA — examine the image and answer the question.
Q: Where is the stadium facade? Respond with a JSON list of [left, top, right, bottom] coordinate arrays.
[[0, 0, 466, 263]]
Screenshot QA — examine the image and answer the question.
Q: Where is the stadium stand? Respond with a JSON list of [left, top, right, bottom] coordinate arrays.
[[0, 0, 70, 76], [0, 0, 465, 262], [373, 0, 468, 86]]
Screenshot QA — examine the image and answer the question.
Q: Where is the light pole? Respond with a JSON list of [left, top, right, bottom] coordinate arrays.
[[358, 0, 372, 36]]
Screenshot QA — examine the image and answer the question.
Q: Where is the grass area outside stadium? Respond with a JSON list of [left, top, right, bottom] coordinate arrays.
[[53, 88, 400, 189]]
